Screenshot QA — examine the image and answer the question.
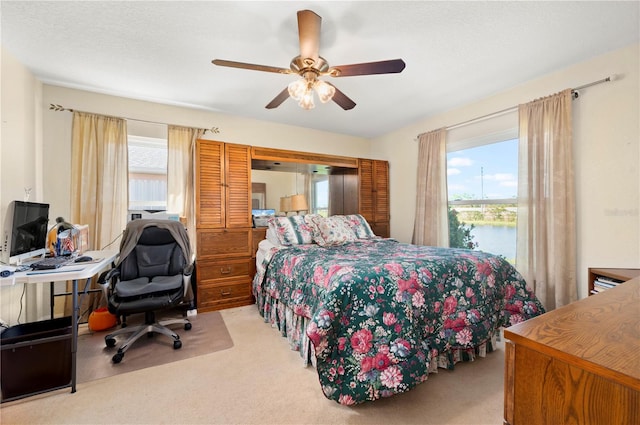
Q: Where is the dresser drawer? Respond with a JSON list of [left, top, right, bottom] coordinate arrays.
[[197, 279, 253, 311], [197, 228, 252, 259], [197, 258, 253, 281]]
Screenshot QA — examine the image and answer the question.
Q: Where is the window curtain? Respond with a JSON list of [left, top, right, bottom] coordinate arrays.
[[167, 125, 204, 255], [412, 128, 450, 247], [516, 89, 577, 310], [68, 111, 129, 316]]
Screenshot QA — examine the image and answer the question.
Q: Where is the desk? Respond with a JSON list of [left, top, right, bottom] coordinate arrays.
[[1, 250, 117, 401]]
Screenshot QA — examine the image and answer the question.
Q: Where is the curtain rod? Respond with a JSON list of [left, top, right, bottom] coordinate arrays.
[[416, 75, 616, 138], [48, 104, 220, 134]]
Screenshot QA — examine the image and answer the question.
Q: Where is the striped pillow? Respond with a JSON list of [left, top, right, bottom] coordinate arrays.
[[268, 216, 315, 246], [344, 214, 377, 239]]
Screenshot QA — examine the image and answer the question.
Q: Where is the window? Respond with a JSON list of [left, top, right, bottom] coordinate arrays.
[[447, 137, 518, 262], [311, 175, 329, 217], [128, 135, 167, 211]]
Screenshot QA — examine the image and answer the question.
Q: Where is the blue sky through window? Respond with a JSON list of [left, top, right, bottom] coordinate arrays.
[[447, 138, 518, 200]]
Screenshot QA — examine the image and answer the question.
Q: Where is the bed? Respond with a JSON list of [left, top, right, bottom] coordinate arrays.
[[252, 214, 544, 405]]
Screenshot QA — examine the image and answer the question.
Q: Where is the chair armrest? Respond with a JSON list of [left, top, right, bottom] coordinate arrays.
[[98, 268, 120, 300], [182, 263, 193, 297]]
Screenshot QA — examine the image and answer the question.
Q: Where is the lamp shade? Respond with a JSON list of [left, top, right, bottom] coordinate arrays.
[[290, 194, 309, 213], [280, 196, 292, 213]]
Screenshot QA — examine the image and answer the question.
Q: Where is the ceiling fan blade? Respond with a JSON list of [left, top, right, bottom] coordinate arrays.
[[328, 59, 406, 77], [265, 88, 290, 109], [212, 59, 293, 75], [326, 83, 356, 110], [297, 10, 321, 64]]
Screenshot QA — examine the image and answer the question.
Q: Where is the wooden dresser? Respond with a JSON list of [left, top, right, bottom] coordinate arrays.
[[195, 140, 254, 312], [504, 277, 640, 425]]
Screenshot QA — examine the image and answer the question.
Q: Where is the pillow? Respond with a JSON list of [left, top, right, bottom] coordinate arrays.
[[344, 214, 377, 239], [303, 214, 324, 241], [268, 216, 315, 246], [311, 215, 357, 247], [265, 226, 282, 246]]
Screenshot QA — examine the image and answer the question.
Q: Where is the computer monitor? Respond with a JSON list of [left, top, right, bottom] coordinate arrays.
[[1, 201, 50, 265]]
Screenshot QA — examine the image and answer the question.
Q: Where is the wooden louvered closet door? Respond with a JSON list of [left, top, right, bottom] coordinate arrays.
[[224, 143, 252, 228], [196, 141, 225, 228], [358, 158, 390, 238]]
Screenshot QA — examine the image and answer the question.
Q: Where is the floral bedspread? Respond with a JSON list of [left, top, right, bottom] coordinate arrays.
[[253, 238, 544, 405]]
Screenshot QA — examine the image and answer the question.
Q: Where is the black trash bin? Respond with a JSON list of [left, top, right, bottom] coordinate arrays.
[[1, 316, 72, 402]]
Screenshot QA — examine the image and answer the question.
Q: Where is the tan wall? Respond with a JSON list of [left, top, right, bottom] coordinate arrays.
[[372, 43, 640, 299], [1, 47, 44, 211], [40, 85, 371, 222]]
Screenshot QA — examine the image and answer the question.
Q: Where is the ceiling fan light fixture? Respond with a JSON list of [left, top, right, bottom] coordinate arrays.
[[314, 80, 335, 103], [287, 79, 307, 101], [299, 89, 315, 109]]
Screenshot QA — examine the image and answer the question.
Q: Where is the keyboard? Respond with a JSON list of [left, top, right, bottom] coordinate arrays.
[[30, 256, 73, 270]]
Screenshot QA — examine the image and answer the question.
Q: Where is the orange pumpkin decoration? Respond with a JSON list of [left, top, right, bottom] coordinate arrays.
[[88, 307, 117, 331]]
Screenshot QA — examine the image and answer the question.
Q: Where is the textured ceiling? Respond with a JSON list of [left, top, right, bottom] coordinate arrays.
[[2, 1, 638, 138]]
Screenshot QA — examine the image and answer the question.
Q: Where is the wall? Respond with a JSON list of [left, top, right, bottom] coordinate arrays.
[[41, 85, 371, 224], [0, 47, 46, 322], [1, 47, 44, 214], [371, 43, 640, 299]]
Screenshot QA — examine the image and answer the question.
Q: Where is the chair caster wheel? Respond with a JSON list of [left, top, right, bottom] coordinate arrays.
[[184, 322, 192, 331], [105, 337, 116, 348], [112, 352, 124, 363], [173, 340, 182, 350]]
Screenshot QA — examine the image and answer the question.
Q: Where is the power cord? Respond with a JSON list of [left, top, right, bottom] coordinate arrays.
[[17, 284, 26, 324], [100, 231, 123, 250]]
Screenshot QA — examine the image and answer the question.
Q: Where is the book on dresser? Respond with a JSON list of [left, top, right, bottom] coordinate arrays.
[[587, 267, 640, 295]]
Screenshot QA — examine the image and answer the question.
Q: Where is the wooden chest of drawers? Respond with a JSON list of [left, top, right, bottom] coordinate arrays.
[[196, 230, 254, 312], [504, 277, 640, 425]]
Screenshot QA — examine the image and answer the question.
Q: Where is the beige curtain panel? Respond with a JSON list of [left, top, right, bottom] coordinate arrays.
[[412, 128, 450, 247], [68, 111, 129, 316], [516, 89, 577, 310], [167, 125, 204, 256]]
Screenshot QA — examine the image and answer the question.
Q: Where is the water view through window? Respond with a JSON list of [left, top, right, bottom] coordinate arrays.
[[447, 138, 518, 262]]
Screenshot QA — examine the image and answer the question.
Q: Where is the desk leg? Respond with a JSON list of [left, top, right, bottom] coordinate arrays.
[[71, 279, 78, 393], [50, 282, 55, 320]]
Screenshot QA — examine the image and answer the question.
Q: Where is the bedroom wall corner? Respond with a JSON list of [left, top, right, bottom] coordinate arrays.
[[371, 42, 640, 300], [1, 46, 44, 217], [0, 45, 46, 323]]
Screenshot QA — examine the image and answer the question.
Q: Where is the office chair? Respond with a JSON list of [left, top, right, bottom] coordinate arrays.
[[99, 219, 194, 364]]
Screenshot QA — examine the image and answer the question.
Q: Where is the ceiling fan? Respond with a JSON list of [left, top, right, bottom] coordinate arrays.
[[212, 9, 406, 110]]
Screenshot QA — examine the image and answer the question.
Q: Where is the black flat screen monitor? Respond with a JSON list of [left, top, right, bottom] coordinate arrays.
[[3, 201, 50, 265]]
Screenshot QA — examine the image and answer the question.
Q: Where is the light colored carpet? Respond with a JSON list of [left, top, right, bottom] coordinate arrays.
[[0, 305, 505, 424], [77, 310, 233, 383]]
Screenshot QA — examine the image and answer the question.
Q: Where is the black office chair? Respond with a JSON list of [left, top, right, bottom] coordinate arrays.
[[99, 219, 194, 364]]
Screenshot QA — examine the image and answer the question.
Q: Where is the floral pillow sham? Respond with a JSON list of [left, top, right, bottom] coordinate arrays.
[[306, 214, 357, 247]]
